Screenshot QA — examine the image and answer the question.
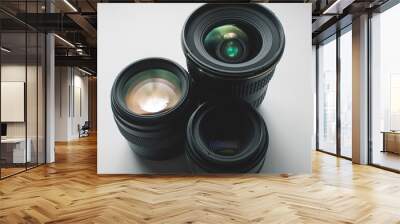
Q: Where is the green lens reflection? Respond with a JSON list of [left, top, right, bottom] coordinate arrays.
[[224, 40, 240, 58], [204, 24, 248, 63]]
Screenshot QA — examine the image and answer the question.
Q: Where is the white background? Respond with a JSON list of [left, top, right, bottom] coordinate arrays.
[[97, 3, 313, 174]]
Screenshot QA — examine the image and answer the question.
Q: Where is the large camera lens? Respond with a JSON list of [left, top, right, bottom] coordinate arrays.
[[185, 101, 268, 173], [111, 58, 193, 160], [182, 3, 285, 107]]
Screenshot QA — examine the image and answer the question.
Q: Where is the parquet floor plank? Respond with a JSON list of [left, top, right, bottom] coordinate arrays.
[[1, 134, 400, 223]]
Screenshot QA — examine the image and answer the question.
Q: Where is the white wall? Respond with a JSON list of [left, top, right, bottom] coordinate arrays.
[[97, 3, 313, 174], [54, 67, 89, 141], [55, 66, 68, 141]]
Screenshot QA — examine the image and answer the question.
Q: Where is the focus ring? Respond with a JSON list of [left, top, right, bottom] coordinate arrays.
[[116, 121, 182, 148], [188, 59, 273, 106], [251, 90, 267, 107], [230, 69, 274, 97]]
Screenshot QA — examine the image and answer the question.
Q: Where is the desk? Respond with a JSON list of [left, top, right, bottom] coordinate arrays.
[[382, 131, 400, 154], [1, 138, 31, 163]]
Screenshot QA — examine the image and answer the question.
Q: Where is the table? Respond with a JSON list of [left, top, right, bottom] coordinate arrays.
[[1, 138, 31, 163], [382, 131, 400, 154]]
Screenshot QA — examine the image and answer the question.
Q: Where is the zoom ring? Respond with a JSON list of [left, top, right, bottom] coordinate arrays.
[[188, 61, 274, 107], [229, 70, 274, 97], [251, 90, 267, 107]]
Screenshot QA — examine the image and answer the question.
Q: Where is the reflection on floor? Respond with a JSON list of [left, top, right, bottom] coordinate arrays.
[[373, 150, 400, 171], [341, 147, 352, 158], [0, 162, 42, 178], [0, 167, 25, 177]]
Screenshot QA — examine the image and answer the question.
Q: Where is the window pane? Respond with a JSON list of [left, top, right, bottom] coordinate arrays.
[[38, 32, 46, 165], [1, 31, 28, 178], [27, 31, 38, 169], [371, 4, 400, 171], [318, 37, 337, 154], [340, 29, 352, 158]]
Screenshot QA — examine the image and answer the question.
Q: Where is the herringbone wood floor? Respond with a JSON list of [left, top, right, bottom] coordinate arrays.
[[1, 134, 400, 224]]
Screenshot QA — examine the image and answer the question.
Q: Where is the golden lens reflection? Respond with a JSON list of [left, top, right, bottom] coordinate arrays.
[[125, 78, 182, 115]]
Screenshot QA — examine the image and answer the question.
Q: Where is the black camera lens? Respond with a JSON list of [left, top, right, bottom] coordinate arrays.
[[182, 3, 285, 107], [111, 58, 193, 160], [185, 101, 268, 173]]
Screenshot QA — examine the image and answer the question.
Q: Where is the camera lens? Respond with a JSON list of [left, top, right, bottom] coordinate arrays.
[[111, 58, 193, 160], [182, 3, 285, 107], [185, 101, 268, 173]]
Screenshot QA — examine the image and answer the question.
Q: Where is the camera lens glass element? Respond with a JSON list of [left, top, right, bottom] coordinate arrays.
[[185, 101, 269, 173], [199, 109, 252, 156], [204, 24, 253, 63], [111, 58, 193, 160], [124, 69, 183, 115]]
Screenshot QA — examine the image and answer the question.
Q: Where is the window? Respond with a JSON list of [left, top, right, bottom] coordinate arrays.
[[316, 25, 353, 159], [340, 29, 352, 158], [0, 1, 47, 179], [318, 37, 337, 154], [390, 74, 400, 130], [371, 3, 400, 171]]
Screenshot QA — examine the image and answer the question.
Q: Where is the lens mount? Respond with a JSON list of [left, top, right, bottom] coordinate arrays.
[[186, 101, 268, 173], [111, 58, 193, 160]]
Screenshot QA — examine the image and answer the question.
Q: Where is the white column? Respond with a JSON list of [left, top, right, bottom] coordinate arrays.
[[46, 32, 55, 163], [45, 0, 56, 163]]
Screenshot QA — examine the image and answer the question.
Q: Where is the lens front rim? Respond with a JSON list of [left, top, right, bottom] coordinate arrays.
[[182, 3, 285, 78], [111, 58, 191, 125]]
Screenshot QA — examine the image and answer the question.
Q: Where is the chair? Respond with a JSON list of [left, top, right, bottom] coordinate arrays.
[[79, 121, 90, 138]]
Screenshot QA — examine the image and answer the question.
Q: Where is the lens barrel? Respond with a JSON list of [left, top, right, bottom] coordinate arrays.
[[185, 101, 268, 173], [111, 58, 193, 160], [182, 3, 285, 107]]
